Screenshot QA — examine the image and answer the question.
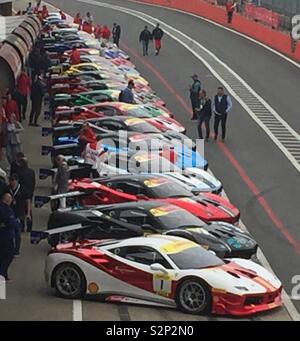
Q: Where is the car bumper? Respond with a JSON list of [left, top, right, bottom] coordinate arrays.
[[211, 288, 282, 316]]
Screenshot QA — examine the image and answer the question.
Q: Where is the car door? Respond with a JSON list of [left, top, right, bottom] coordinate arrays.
[[107, 245, 175, 298]]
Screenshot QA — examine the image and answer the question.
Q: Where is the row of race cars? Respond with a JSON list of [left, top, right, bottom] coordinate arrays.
[[31, 12, 283, 316]]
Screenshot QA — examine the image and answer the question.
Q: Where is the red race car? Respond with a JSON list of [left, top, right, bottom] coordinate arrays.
[[51, 103, 185, 134], [35, 174, 240, 224]]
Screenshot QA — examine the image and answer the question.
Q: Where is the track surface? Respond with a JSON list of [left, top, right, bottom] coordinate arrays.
[[1, 0, 299, 320]]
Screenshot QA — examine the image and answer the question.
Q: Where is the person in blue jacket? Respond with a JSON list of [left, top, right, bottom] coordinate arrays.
[[0, 193, 20, 280]]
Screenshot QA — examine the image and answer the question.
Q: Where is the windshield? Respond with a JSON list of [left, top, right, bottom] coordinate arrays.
[[168, 247, 224, 269], [127, 121, 161, 134], [130, 155, 179, 173], [144, 178, 193, 198], [127, 107, 153, 118], [149, 205, 205, 230]]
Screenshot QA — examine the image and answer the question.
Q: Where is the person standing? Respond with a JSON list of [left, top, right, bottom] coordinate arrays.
[[197, 90, 212, 141], [5, 115, 24, 165], [152, 23, 164, 56], [94, 24, 102, 42], [15, 69, 31, 121], [54, 155, 70, 209], [8, 174, 31, 256], [29, 74, 45, 126], [3, 92, 20, 122], [101, 25, 111, 44], [59, 10, 66, 20], [0, 193, 19, 280], [213, 86, 233, 142], [69, 46, 81, 65], [112, 23, 121, 47], [139, 26, 152, 56], [85, 12, 94, 25], [25, 2, 34, 14], [225, 0, 237, 24], [74, 12, 82, 26], [189, 74, 201, 120], [17, 158, 35, 232], [118, 80, 135, 104]]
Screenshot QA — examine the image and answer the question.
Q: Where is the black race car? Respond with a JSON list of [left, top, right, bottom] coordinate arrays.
[[46, 201, 257, 259]]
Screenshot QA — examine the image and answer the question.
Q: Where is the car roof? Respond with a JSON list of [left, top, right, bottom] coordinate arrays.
[[101, 235, 198, 254]]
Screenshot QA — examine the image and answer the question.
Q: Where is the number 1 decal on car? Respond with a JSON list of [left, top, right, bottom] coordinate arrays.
[[153, 274, 173, 297]]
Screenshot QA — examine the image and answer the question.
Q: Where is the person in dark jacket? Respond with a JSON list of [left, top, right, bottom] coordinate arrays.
[[212, 86, 233, 142], [152, 23, 164, 56], [112, 23, 121, 47], [8, 174, 31, 255], [119, 80, 135, 104], [189, 74, 201, 120], [139, 26, 152, 56], [17, 158, 35, 232], [10, 152, 25, 177], [196, 90, 212, 141], [0, 193, 19, 280], [29, 74, 45, 126]]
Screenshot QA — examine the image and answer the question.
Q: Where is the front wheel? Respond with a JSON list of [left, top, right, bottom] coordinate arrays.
[[175, 279, 211, 315], [53, 263, 86, 299]]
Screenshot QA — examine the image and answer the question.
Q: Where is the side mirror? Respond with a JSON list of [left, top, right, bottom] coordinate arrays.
[[150, 263, 168, 274], [209, 250, 216, 256]]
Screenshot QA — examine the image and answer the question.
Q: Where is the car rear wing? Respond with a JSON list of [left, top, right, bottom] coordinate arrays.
[[42, 125, 79, 137], [30, 214, 143, 245], [41, 143, 80, 157], [34, 191, 86, 208], [39, 164, 97, 180], [44, 107, 84, 120], [30, 223, 92, 244]]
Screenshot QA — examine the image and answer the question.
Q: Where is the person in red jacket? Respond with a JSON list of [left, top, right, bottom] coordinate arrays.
[[101, 25, 111, 43], [94, 24, 102, 40], [78, 123, 96, 154], [41, 5, 49, 19], [69, 47, 81, 65], [225, 1, 236, 24], [59, 10, 66, 20], [4, 92, 20, 122], [16, 70, 31, 121], [74, 13, 82, 26], [82, 21, 93, 34]]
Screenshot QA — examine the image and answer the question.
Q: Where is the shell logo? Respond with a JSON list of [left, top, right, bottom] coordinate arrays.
[[88, 282, 99, 294]]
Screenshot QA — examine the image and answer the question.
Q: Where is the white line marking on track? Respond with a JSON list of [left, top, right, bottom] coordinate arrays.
[[45, 0, 300, 321], [73, 299, 83, 321], [130, 0, 300, 70]]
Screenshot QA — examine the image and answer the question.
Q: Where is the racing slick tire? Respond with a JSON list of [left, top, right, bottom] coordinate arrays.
[[175, 278, 211, 315], [52, 263, 87, 299]]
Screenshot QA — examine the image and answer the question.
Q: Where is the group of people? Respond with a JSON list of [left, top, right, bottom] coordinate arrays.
[[73, 12, 122, 47], [190, 75, 232, 142], [139, 23, 164, 56], [0, 62, 46, 165], [0, 153, 36, 280]]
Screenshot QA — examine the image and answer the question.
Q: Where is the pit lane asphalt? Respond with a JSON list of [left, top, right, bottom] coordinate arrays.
[[0, 0, 298, 320]]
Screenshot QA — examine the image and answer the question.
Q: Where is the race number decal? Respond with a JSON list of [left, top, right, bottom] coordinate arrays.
[[153, 274, 173, 297]]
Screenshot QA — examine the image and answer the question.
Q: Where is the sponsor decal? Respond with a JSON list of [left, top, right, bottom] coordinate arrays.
[[160, 239, 195, 254], [144, 178, 169, 188]]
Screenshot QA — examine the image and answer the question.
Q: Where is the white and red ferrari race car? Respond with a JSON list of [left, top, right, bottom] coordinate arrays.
[[45, 235, 282, 316]]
